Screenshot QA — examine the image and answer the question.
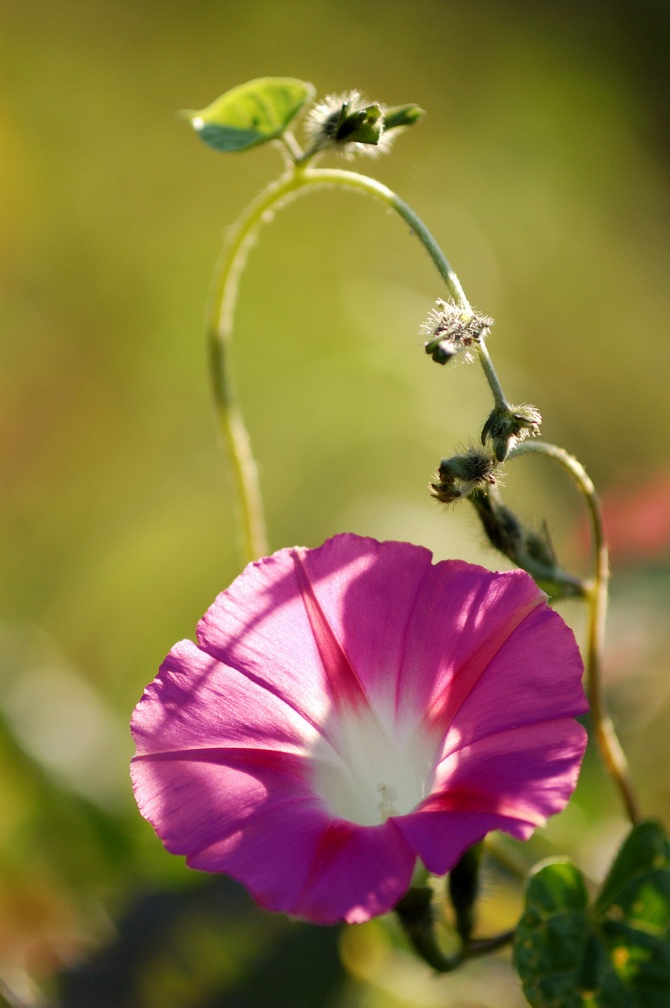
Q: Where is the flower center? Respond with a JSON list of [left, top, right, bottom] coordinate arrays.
[[311, 706, 437, 827]]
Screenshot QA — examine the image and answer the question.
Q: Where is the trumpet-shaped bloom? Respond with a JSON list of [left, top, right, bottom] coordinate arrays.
[[131, 534, 587, 924]]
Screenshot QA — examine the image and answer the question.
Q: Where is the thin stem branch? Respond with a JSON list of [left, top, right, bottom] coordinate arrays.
[[507, 440, 639, 824], [208, 165, 483, 563], [206, 172, 306, 563], [476, 340, 509, 410]]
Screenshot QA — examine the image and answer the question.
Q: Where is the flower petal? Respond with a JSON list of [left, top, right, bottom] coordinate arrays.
[[131, 745, 311, 858], [394, 809, 525, 876], [292, 549, 367, 710], [429, 719, 588, 826], [396, 562, 550, 736], [131, 639, 322, 757], [290, 819, 416, 924], [434, 602, 587, 757], [394, 719, 587, 875], [295, 534, 434, 724], [195, 538, 371, 734], [131, 744, 414, 925]]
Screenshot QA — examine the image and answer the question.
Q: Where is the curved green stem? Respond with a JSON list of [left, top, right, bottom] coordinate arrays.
[[208, 165, 483, 563], [207, 171, 306, 563], [508, 441, 639, 824]]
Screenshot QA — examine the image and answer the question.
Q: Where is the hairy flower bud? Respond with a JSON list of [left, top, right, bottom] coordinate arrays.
[[420, 300, 493, 365], [431, 447, 499, 504], [304, 91, 423, 159], [469, 488, 525, 557], [481, 404, 542, 461], [469, 490, 586, 599]]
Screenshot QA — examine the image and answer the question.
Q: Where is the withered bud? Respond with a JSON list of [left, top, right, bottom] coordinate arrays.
[[481, 404, 542, 461], [469, 489, 525, 556], [469, 490, 585, 599], [420, 300, 493, 365], [525, 521, 557, 571]]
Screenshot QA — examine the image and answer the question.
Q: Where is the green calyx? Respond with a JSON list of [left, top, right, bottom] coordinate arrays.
[[327, 100, 384, 145]]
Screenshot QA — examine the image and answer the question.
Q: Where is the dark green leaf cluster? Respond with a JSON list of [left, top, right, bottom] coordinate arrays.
[[514, 821, 670, 1007]]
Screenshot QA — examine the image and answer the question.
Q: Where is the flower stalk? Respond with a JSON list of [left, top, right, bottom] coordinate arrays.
[[508, 440, 639, 825], [395, 887, 514, 973]]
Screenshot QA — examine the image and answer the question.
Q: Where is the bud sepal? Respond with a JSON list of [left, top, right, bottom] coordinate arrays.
[[304, 91, 421, 159], [481, 404, 542, 461]]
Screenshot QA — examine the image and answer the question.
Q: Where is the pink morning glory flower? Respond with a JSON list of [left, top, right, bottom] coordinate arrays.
[[131, 533, 587, 925]]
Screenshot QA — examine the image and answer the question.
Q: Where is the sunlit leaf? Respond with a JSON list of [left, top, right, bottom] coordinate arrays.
[[514, 821, 670, 1007], [188, 77, 315, 152]]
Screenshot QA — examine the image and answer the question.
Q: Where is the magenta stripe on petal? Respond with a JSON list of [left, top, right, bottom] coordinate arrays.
[[131, 746, 309, 779], [292, 818, 416, 924], [292, 549, 367, 710], [423, 583, 544, 733]]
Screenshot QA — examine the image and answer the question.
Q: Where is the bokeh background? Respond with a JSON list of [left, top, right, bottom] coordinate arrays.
[[2, 0, 670, 1004]]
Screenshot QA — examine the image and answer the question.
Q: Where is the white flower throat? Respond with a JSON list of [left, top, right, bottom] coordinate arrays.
[[312, 705, 437, 827]]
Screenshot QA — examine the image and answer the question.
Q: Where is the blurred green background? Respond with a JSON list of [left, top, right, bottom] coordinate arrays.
[[2, 0, 670, 1004]]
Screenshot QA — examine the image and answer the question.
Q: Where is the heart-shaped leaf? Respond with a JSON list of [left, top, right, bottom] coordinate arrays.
[[188, 77, 315, 153], [514, 820, 670, 1007]]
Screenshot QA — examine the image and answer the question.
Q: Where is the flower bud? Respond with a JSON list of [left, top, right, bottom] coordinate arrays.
[[305, 91, 388, 157], [481, 404, 542, 461], [469, 490, 585, 599], [525, 521, 558, 571], [468, 488, 525, 556], [431, 447, 499, 504], [420, 300, 493, 366], [424, 333, 461, 365]]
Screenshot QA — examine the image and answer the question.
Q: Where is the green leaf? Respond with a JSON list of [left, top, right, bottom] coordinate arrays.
[[187, 77, 315, 153], [514, 821, 670, 1007]]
